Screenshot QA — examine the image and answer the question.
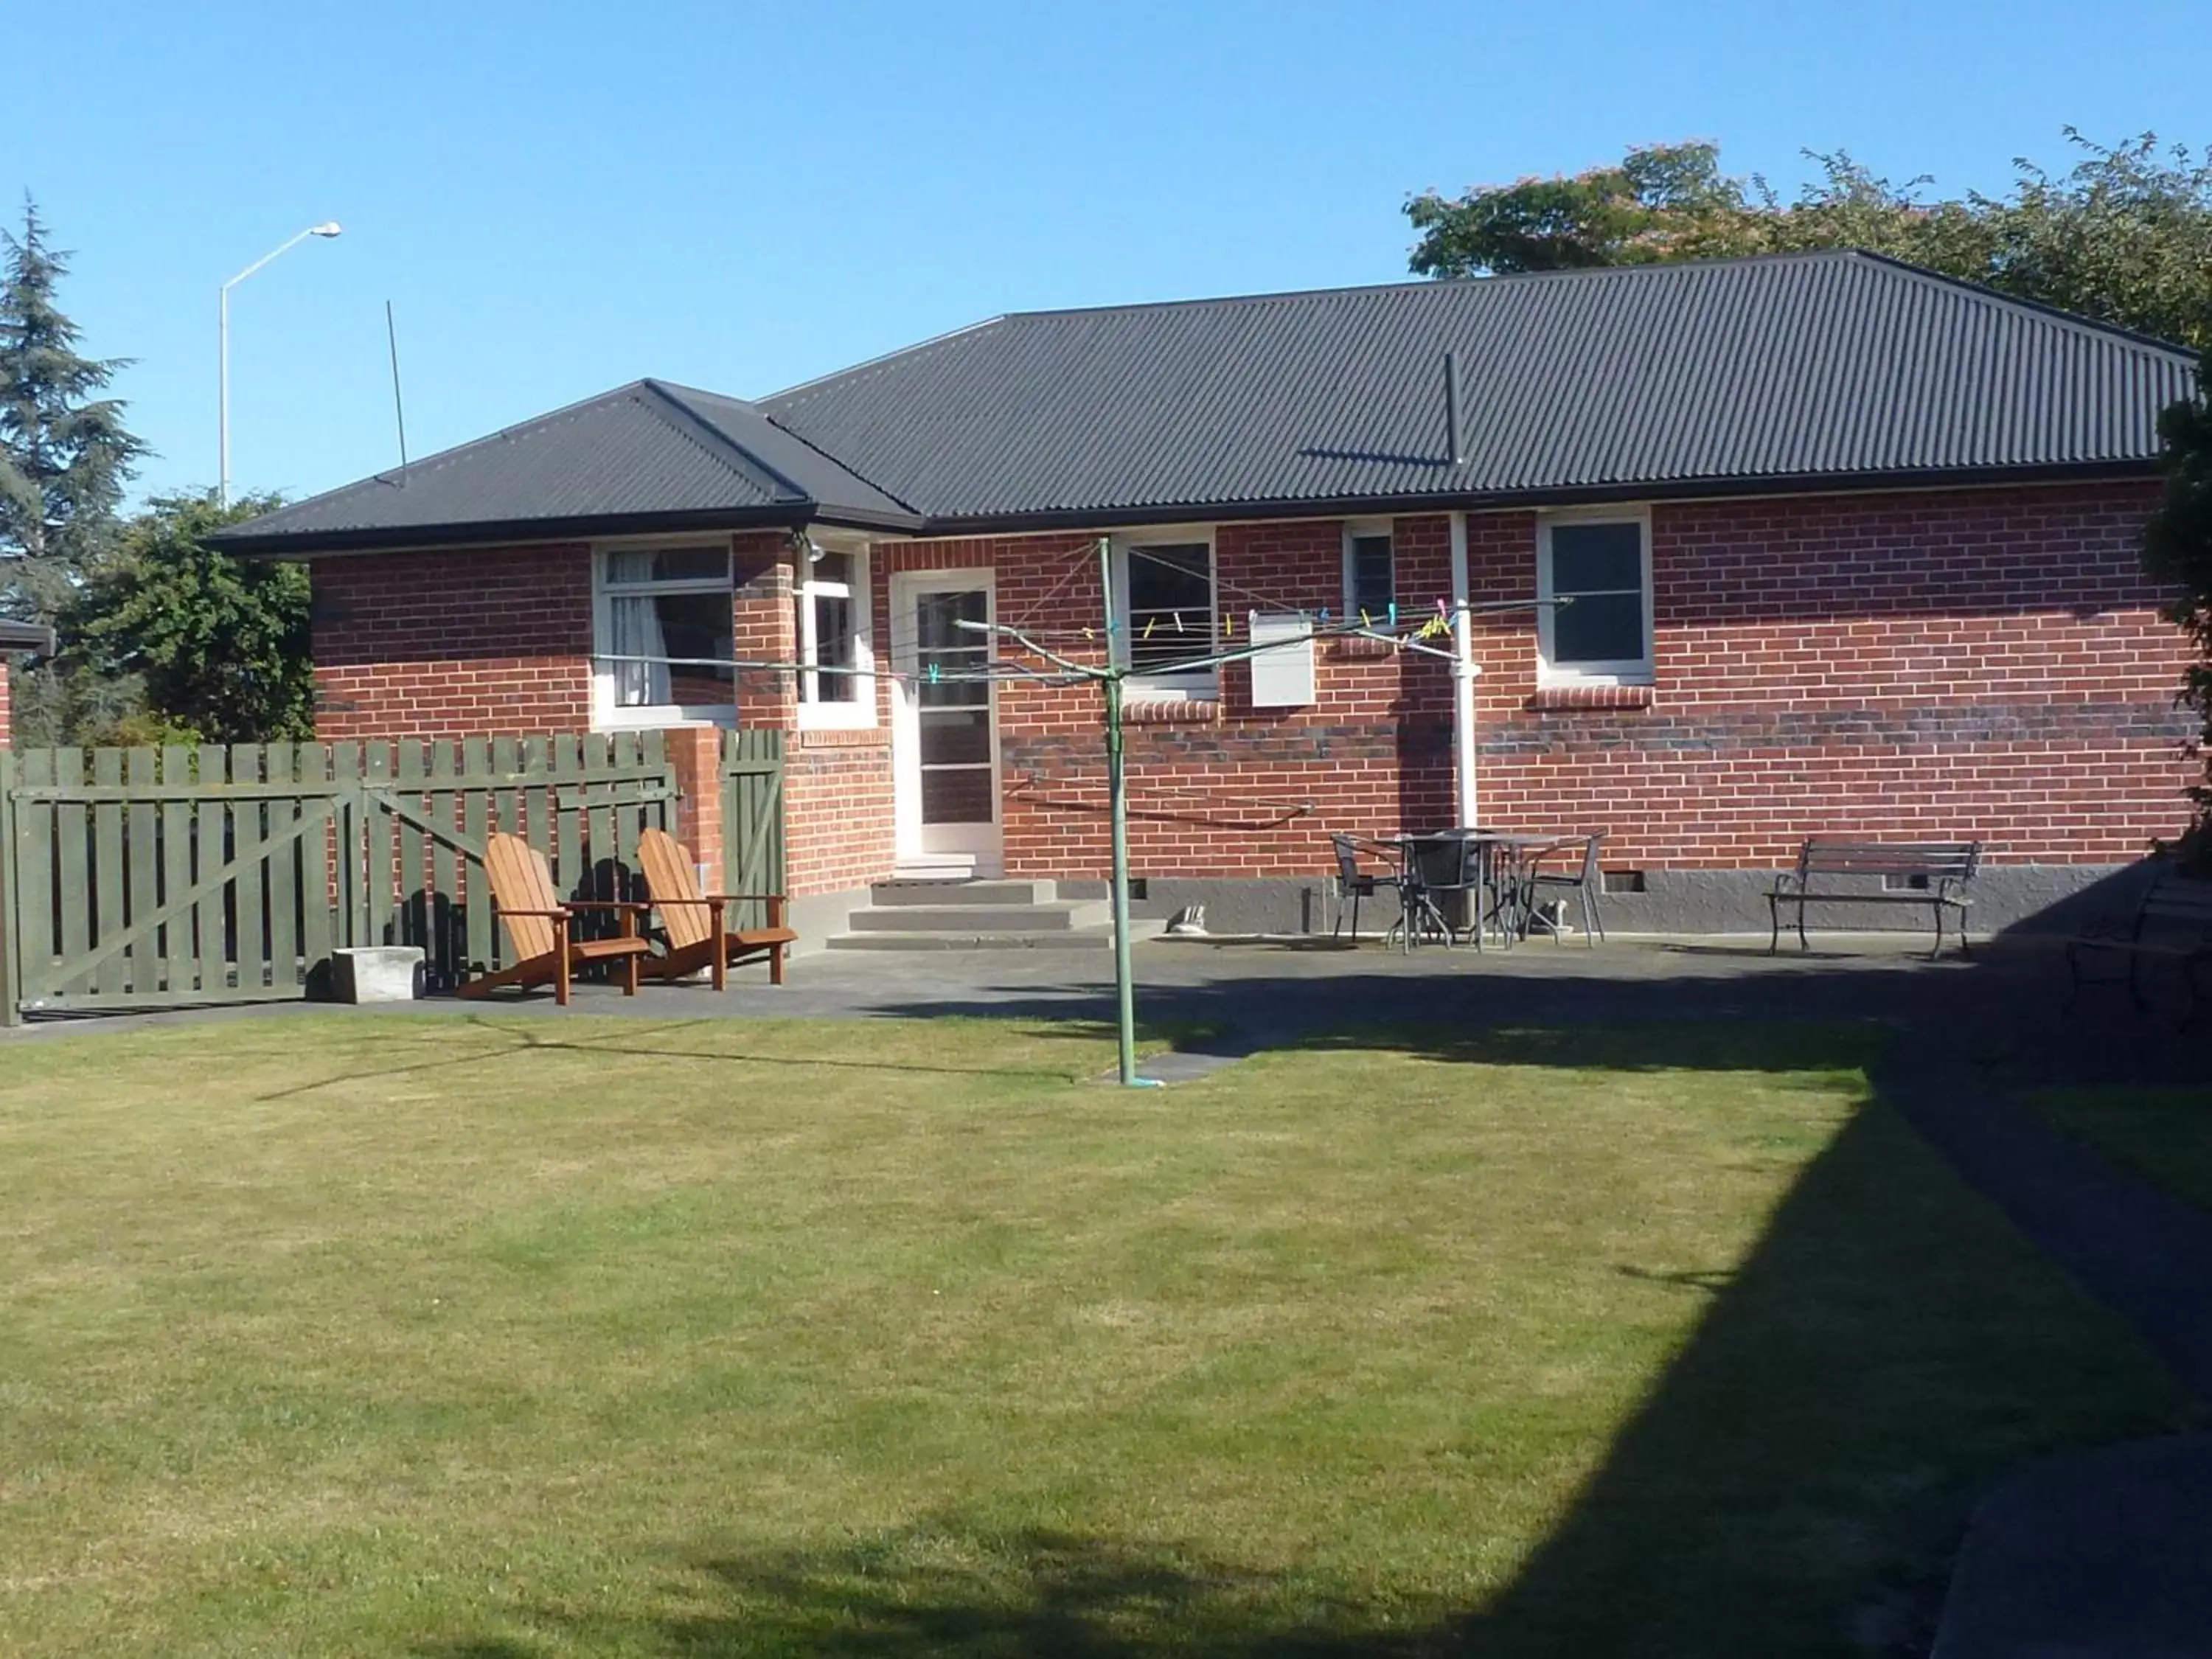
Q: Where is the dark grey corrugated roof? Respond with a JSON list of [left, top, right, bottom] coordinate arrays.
[[760, 251, 2197, 521], [212, 379, 918, 552], [215, 251, 2197, 554]]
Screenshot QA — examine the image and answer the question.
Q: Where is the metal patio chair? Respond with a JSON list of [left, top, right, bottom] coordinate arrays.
[[1526, 831, 1608, 947], [1329, 833, 1391, 940]]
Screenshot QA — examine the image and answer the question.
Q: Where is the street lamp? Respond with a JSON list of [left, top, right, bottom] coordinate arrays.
[[218, 221, 343, 507]]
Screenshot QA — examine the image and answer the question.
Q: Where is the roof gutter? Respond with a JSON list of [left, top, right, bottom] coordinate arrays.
[[911, 459, 2164, 538], [210, 501, 927, 559], [206, 456, 2161, 558]]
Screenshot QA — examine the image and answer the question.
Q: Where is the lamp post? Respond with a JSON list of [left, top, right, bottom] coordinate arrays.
[[219, 222, 342, 507]]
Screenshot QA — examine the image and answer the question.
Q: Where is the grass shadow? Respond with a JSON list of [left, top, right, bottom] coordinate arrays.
[[453, 1021, 2188, 1658]]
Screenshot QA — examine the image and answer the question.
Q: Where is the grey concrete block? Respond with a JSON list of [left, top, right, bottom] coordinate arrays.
[[332, 946, 425, 1004]]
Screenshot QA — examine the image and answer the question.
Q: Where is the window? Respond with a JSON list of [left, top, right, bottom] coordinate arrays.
[[797, 546, 874, 727], [1343, 521, 1394, 619], [1116, 538, 1217, 695], [1538, 514, 1652, 684], [594, 544, 734, 725]]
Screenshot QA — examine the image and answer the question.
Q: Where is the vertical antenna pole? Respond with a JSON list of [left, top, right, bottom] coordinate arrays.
[[218, 285, 231, 507], [1099, 535, 1140, 1088], [385, 301, 409, 477], [1444, 349, 1464, 467]]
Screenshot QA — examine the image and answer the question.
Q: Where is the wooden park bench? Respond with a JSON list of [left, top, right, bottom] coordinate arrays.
[[633, 827, 797, 990], [2065, 868, 2212, 1023], [1768, 838, 1983, 958], [459, 832, 653, 1005]]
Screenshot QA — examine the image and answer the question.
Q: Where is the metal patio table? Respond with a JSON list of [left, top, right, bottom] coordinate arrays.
[[1379, 830, 1568, 952]]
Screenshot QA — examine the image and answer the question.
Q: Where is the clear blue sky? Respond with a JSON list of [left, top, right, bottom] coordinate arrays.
[[12, 0, 2208, 507]]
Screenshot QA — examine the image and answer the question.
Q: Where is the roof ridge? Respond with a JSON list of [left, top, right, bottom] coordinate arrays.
[[1840, 248, 2197, 358], [654, 378, 924, 516], [636, 379, 810, 504], [988, 248, 1867, 322], [762, 315, 1006, 403]]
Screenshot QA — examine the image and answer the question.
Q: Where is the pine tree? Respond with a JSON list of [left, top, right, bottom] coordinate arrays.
[[0, 196, 147, 742]]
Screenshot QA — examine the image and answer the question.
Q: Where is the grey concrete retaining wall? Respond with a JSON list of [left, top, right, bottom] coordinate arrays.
[[1062, 861, 2162, 940]]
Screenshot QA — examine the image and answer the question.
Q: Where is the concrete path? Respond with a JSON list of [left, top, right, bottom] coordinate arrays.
[[1933, 1435, 2212, 1659]]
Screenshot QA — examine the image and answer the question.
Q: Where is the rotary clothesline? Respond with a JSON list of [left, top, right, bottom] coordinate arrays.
[[609, 594, 1562, 690]]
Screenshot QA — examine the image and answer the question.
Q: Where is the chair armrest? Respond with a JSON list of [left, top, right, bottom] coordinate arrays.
[[492, 906, 574, 919], [563, 900, 654, 912]]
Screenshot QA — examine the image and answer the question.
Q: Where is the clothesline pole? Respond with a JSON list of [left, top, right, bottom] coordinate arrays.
[[1097, 534, 1146, 1089]]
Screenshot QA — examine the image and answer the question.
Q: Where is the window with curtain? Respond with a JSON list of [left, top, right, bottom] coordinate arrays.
[[797, 548, 874, 726], [596, 546, 735, 723]]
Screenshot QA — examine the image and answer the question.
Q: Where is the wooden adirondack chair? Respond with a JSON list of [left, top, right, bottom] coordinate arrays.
[[459, 832, 653, 1005], [635, 827, 797, 989]]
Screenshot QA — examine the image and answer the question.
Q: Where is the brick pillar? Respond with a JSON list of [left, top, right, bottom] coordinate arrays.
[[732, 532, 799, 734], [664, 726, 723, 879]]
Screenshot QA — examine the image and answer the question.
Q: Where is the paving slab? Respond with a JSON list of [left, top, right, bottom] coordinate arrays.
[[1933, 1435, 2212, 1659]]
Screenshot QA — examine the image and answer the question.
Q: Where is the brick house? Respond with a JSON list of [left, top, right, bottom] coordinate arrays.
[[214, 251, 2201, 942]]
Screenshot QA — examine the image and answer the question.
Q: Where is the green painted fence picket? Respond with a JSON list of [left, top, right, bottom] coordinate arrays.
[[720, 730, 787, 933]]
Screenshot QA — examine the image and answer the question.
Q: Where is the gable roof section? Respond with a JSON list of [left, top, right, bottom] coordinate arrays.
[[212, 378, 919, 554], [215, 251, 2198, 555], [759, 251, 2197, 524]]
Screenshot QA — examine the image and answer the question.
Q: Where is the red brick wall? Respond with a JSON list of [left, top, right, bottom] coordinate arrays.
[[894, 483, 2191, 880], [1465, 483, 2192, 866], [0, 656, 11, 749], [311, 543, 594, 737], [305, 480, 2195, 897], [914, 520, 1462, 879]]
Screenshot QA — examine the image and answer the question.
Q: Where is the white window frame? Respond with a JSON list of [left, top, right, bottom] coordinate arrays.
[[1342, 518, 1396, 620], [1536, 508, 1655, 687], [591, 538, 737, 729], [1111, 529, 1218, 700], [796, 540, 877, 731]]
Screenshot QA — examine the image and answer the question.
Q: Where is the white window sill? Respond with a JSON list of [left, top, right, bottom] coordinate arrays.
[[797, 699, 879, 733], [1124, 681, 1220, 703], [1537, 668, 1654, 691], [595, 707, 737, 732]]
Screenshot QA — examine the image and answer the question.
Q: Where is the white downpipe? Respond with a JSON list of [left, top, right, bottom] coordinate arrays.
[[1448, 511, 1481, 827]]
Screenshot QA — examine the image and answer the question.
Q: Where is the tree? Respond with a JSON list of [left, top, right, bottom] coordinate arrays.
[[62, 493, 313, 744], [1, 197, 147, 742], [2142, 353, 2212, 869], [1406, 131, 2212, 349]]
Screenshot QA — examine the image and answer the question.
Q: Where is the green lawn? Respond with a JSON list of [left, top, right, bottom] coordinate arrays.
[[2025, 1083, 2212, 1215], [0, 1015, 2188, 1657]]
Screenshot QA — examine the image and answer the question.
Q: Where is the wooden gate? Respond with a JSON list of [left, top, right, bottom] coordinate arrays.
[[720, 730, 785, 930], [1, 734, 678, 1020]]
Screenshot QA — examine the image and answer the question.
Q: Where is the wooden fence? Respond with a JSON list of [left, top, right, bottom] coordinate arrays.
[[720, 729, 785, 928], [0, 732, 773, 1020]]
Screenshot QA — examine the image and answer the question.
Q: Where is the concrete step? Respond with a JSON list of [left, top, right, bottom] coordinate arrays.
[[825, 919, 1167, 952], [846, 900, 1109, 933], [869, 880, 1059, 907]]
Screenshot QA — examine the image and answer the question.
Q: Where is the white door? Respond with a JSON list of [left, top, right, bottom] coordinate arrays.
[[891, 571, 1001, 873]]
